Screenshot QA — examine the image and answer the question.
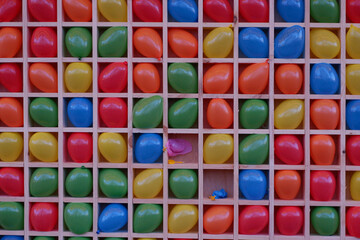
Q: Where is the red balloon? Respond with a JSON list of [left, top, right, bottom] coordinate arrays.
[[133, 0, 162, 22], [30, 27, 57, 57], [0, 63, 22, 92], [347, 207, 360, 238], [99, 98, 127, 128], [347, 0, 360, 23], [204, 0, 234, 22], [0, 167, 23, 196], [0, 0, 21, 22], [239, 0, 269, 22], [239, 205, 269, 234], [275, 135, 304, 165], [276, 206, 303, 235], [67, 133, 93, 163], [98, 62, 127, 93], [310, 171, 336, 201], [28, 0, 57, 22], [347, 135, 360, 165], [30, 202, 58, 231]]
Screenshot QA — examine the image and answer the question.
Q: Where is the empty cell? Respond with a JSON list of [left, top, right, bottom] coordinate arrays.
[[167, 133, 198, 164], [203, 170, 234, 200]]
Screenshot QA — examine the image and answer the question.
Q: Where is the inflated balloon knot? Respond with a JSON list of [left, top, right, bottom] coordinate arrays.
[[228, 24, 233, 28], [266, 59, 269, 64], [123, 61, 128, 66], [96, 230, 100, 234], [81, 165, 86, 169], [157, 57, 161, 61], [163, 146, 167, 152]]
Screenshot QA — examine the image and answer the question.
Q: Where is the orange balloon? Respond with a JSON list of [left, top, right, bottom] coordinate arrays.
[[239, 62, 269, 94], [0, 98, 23, 127], [133, 28, 163, 58], [133, 63, 160, 93], [203, 63, 233, 94], [275, 64, 303, 94], [29, 63, 58, 93], [207, 98, 233, 129], [0, 27, 22, 58], [168, 28, 198, 58], [310, 99, 339, 130], [203, 205, 234, 234], [275, 170, 301, 200], [310, 135, 335, 165], [63, 0, 92, 22]]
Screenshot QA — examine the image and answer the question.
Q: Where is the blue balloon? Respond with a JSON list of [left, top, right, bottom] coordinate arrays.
[[239, 170, 267, 200], [277, 0, 304, 22], [347, 100, 360, 130], [0, 237, 24, 240], [168, 0, 198, 22], [274, 25, 305, 58], [310, 63, 339, 94], [67, 98, 93, 127], [239, 27, 269, 58], [98, 203, 128, 232], [135, 133, 163, 163]]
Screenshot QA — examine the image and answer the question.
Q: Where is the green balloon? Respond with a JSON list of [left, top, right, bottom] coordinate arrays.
[[310, 0, 339, 23], [169, 169, 198, 199], [168, 63, 198, 93], [65, 167, 92, 197], [239, 134, 269, 164], [311, 207, 339, 236], [29, 97, 58, 127], [65, 27, 92, 58], [0, 202, 24, 230], [133, 204, 163, 233], [33, 237, 56, 240], [64, 203, 93, 234], [133, 95, 163, 128], [99, 169, 127, 198], [169, 98, 198, 128], [30, 168, 58, 197], [98, 27, 127, 57], [240, 99, 268, 129]]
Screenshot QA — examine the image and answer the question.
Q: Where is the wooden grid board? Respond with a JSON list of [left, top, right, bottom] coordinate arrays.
[[0, 0, 360, 239]]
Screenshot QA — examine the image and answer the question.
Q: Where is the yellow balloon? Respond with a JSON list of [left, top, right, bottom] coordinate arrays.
[[98, 132, 127, 163], [98, 0, 127, 22], [133, 168, 163, 198], [29, 132, 58, 162], [203, 27, 233, 58], [310, 29, 340, 59], [203, 134, 233, 164], [64, 62, 92, 93], [274, 100, 304, 129], [0, 132, 23, 162], [168, 204, 198, 233], [346, 64, 360, 95], [347, 25, 360, 59], [351, 172, 360, 200]]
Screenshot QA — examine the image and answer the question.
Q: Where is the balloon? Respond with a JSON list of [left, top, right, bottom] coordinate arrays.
[[0, 132, 23, 162], [311, 207, 339, 236], [348, 207, 360, 239], [133, 28, 162, 58], [347, 64, 360, 94], [99, 62, 127, 93], [168, 63, 198, 93], [67, 133, 92, 163], [239, 0, 269, 22], [99, 98, 127, 127], [239, 134, 269, 165], [277, 0, 304, 22], [98, 27, 127, 57], [0, 237, 23, 240], [207, 98, 233, 129], [0, 0, 21, 22], [134, 63, 160, 93], [30, 27, 57, 57], [63, 0, 92, 22], [310, 100, 339, 130], [67, 98, 93, 127], [135, 133, 163, 163], [274, 99, 304, 129], [310, 171, 336, 201], [310, 0, 339, 23], [133, 204, 163, 233], [275, 170, 301, 200], [239, 28, 269, 58], [239, 205, 268, 234], [204, 0, 233, 22], [0, 63, 22, 92], [133, 95, 163, 128], [168, 29, 197, 58], [0, 98, 23, 127], [347, 25, 360, 59], [169, 169, 197, 199], [275, 25, 304, 58], [203, 134, 233, 164], [169, 98, 198, 128], [64, 203, 93, 234], [133, 0, 162, 22], [168, 0, 198, 22], [203, 63, 232, 94], [30, 168, 58, 197], [65, 27, 92, 58], [239, 169, 267, 200], [347, 136, 360, 165], [98, 204, 127, 232], [99, 169, 127, 198], [310, 29, 340, 59], [240, 99, 268, 129], [28, 0, 56, 21], [0, 202, 23, 230], [203, 27, 233, 58], [276, 206, 303, 235], [98, 132, 127, 163], [168, 205, 198, 233], [275, 64, 303, 94], [0, 27, 21, 58], [29, 63, 57, 93], [239, 62, 269, 94], [347, 0, 360, 23], [29, 97, 58, 127], [203, 205, 233, 234], [133, 169, 163, 198], [30, 203, 57, 231], [275, 135, 304, 165], [65, 167, 92, 197], [350, 172, 360, 200], [310, 63, 339, 94], [347, 100, 360, 130], [0, 168, 23, 196], [29, 132, 58, 162], [98, 0, 127, 22]]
